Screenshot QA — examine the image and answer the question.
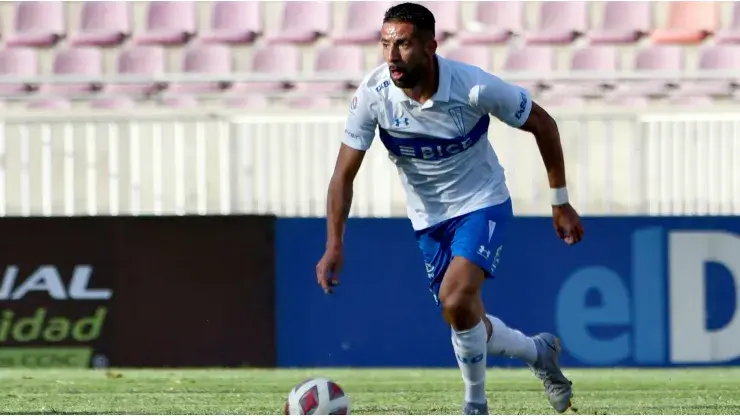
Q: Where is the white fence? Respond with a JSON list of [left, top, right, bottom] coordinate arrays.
[[0, 108, 738, 217]]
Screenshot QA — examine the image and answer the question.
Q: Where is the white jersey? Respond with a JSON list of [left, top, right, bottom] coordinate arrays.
[[342, 55, 533, 231]]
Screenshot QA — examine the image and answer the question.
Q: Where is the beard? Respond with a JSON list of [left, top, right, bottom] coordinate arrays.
[[389, 66, 424, 88]]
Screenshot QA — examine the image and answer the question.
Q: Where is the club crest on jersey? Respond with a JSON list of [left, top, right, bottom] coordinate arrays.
[[448, 107, 466, 136]]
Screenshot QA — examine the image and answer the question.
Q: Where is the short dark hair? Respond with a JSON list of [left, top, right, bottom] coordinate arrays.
[[383, 2, 435, 39]]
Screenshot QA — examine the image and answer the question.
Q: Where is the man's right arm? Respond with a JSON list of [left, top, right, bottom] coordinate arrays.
[[326, 145, 365, 250], [326, 88, 378, 251]]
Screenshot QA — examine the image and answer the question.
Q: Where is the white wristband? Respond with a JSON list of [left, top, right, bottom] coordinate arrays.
[[550, 187, 569, 206]]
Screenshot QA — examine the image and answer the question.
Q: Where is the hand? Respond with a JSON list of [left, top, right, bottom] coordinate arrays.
[[316, 246, 343, 294], [552, 203, 584, 245]]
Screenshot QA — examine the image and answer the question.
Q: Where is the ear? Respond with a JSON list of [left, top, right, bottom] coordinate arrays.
[[426, 39, 438, 56]]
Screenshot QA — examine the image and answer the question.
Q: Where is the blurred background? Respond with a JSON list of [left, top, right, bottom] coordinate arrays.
[[1, 0, 740, 413]]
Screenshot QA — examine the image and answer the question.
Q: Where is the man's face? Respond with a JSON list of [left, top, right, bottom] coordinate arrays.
[[381, 21, 433, 89]]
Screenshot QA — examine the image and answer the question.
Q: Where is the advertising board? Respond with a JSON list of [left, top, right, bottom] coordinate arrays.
[[276, 217, 740, 368], [0, 216, 276, 368]]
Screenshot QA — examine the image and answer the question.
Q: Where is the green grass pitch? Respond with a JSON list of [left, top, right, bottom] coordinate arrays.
[[2, 367, 740, 414]]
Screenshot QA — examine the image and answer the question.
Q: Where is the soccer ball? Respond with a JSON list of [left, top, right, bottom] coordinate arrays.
[[285, 377, 350, 415]]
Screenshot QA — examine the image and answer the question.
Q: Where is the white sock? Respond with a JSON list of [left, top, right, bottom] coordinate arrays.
[[451, 320, 488, 404], [486, 314, 538, 365]]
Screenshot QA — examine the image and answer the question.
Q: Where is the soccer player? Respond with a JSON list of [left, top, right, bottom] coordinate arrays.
[[315, 3, 584, 414]]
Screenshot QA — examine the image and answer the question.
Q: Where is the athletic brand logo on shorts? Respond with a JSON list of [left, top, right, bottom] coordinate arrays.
[[477, 245, 491, 260]]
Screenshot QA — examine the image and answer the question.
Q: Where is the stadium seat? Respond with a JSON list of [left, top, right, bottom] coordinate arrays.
[[285, 96, 333, 109], [651, 1, 718, 45], [234, 45, 301, 93], [27, 97, 72, 109], [668, 95, 714, 106], [589, 1, 651, 45], [551, 46, 619, 97], [417, 2, 460, 41], [0, 47, 38, 95], [439, 45, 493, 71], [526, 1, 588, 45], [612, 46, 683, 97], [106, 46, 165, 96], [571, 46, 619, 71], [674, 46, 740, 97], [170, 44, 233, 93], [42, 47, 102, 95], [223, 94, 269, 108], [293, 45, 364, 94], [160, 95, 199, 108], [457, 1, 524, 45], [201, 1, 262, 45], [332, 1, 390, 45], [4, 0, 740, 110], [90, 96, 136, 109], [699, 44, 740, 70], [7, 1, 66, 47], [266, 1, 331, 44], [72, 2, 131, 47], [537, 94, 587, 107], [502, 46, 555, 92], [633, 46, 684, 71], [136, 1, 196, 46], [602, 95, 649, 107], [716, 2, 740, 44]]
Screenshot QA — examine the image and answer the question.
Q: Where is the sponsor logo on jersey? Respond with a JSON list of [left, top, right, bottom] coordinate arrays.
[[515, 92, 528, 120]]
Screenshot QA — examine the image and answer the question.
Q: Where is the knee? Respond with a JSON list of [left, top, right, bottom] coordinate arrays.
[[439, 285, 478, 326], [438, 257, 485, 329]]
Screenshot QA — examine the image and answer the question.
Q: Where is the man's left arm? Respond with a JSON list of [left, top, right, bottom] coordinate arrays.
[[519, 101, 566, 196], [473, 69, 584, 245]]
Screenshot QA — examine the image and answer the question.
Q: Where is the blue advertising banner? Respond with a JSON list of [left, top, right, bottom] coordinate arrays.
[[276, 217, 740, 368]]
